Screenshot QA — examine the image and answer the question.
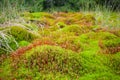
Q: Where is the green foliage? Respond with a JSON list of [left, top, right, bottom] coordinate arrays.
[[0, 17, 6, 24], [42, 0, 120, 11], [0, 0, 119, 14]]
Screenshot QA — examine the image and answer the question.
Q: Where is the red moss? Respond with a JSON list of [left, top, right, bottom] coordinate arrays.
[[11, 38, 55, 58], [99, 40, 120, 54]]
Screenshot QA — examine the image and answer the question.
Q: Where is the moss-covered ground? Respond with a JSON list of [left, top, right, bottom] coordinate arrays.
[[0, 12, 120, 80]]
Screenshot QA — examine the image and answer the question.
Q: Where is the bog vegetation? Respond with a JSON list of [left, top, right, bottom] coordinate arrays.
[[0, 0, 120, 80]]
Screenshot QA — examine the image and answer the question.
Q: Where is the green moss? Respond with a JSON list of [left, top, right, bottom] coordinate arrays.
[[61, 24, 91, 35], [95, 32, 118, 40], [23, 12, 54, 22], [18, 41, 30, 47], [83, 14, 95, 24], [56, 35, 81, 51], [80, 53, 111, 75], [39, 28, 51, 36], [1, 12, 120, 79], [24, 45, 81, 77], [74, 33, 100, 53], [79, 31, 117, 40], [31, 12, 54, 19], [48, 31, 75, 41], [109, 52, 120, 75], [0, 45, 82, 79], [9, 26, 39, 42], [74, 13, 83, 20], [0, 59, 12, 80], [56, 22, 67, 28], [1, 45, 120, 79], [73, 31, 120, 53], [111, 30, 120, 37], [103, 38, 120, 47], [80, 72, 120, 80]]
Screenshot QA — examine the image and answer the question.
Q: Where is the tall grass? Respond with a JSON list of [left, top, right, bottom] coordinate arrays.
[[0, 0, 119, 27], [80, 1, 120, 28], [0, 0, 21, 24], [0, 30, 19, 54]]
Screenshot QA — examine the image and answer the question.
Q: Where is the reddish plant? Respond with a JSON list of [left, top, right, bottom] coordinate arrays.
[[11, 38, 56, 58], [99, 40, 120, 54]]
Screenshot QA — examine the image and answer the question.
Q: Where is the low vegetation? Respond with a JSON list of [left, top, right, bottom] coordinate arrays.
[[0, 12, 120, 79]]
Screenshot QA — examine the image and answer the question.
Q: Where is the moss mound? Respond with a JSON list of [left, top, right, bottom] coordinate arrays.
[[1, 45, 120, 80], [9, 26, 39, 42], [0, 45, 81, 79]]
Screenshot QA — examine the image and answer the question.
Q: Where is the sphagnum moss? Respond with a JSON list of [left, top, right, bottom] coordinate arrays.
[[0, 12, 120, 80]]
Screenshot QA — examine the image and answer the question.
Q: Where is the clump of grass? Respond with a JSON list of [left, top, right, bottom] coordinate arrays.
[[0, 30, 19, 55], [94, 11, 120, 28]]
